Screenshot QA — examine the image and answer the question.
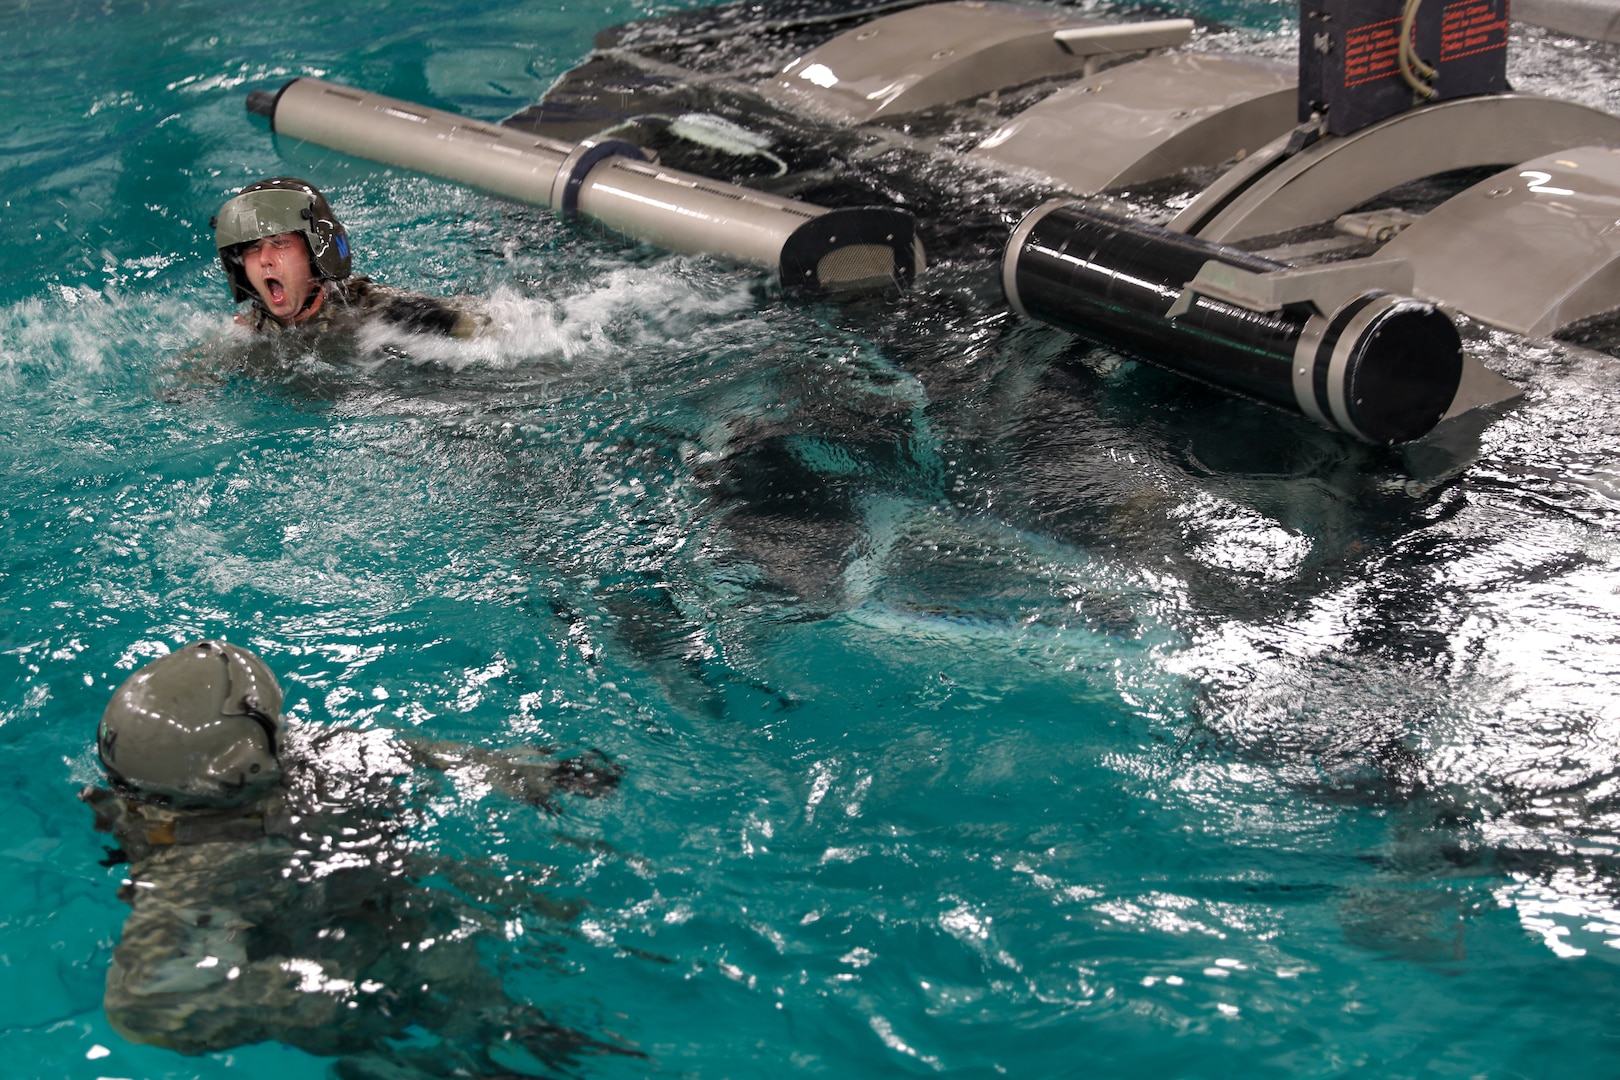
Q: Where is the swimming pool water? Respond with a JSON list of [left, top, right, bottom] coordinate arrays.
[[5, 0, 1620, 1076]]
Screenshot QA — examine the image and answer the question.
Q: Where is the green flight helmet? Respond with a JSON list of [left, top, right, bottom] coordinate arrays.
[[97, 640, 285, 807], [211, 177, 353, 303]]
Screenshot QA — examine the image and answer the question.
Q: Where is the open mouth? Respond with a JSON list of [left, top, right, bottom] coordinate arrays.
[[262, 273, 287, 307]]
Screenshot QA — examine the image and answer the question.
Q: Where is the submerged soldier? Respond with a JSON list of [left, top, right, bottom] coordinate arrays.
[[212, 177, 484, 337], [83, 640, 636, 1077]]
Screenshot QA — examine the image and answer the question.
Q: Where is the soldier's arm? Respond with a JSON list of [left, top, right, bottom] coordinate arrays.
[[364, 283, 489, 339], [405, 741, 622, 811]]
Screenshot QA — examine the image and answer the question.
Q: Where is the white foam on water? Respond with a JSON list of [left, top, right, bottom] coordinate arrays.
[[0, 285, 220, 387], [352, 259, 759, 374]]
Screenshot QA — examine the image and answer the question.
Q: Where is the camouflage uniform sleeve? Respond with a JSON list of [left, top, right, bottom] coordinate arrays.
[[346, 279, 489, 339], [103, 840, 360, 1057]]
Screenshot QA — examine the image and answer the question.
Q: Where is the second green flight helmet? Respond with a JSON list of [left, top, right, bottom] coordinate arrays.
[[211, 177, 352, 303], [97, 640, 286, 807]]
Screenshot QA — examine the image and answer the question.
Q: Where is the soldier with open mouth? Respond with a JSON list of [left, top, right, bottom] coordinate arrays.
[[212, 177, 485, 338]]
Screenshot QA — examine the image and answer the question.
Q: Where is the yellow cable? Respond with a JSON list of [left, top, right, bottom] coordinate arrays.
[[1399, 0, 1438, 97]]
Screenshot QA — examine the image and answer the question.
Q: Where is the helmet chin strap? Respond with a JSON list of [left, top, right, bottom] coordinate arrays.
[[289, 280, 327, 323]]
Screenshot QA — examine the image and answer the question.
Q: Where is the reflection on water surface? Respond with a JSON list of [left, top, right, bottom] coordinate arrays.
[[3, 1, 1620, 1077]]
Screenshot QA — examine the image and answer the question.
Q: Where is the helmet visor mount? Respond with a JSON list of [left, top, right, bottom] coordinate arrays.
[[213, 188, 320, 252], [222, 643, 280, 757]]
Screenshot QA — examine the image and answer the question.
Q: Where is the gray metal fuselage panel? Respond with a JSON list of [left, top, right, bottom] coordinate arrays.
[[1380, 145, 1620, 337], [970, 53, 1296, 195], [760, 1, 1107, 124], [1173, 95, 1620, 243]]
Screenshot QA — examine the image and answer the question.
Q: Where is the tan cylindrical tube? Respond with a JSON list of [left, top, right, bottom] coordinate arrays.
[[575, 156, 823, 267], [265, 78, 572, 208], [253, 77, 923, 290]]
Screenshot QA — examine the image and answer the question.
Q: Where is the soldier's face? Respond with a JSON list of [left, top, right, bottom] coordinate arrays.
[[241, 232, 319, 324]]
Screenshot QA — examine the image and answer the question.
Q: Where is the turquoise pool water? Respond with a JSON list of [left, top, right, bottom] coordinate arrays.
[[5, 0, 1620, 1076]]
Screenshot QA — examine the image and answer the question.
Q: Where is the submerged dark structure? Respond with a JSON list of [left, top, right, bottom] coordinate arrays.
[[241, 0, 1620, 444]]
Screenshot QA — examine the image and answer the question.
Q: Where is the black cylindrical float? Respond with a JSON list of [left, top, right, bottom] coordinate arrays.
[[1003, 200, 1463, 444]]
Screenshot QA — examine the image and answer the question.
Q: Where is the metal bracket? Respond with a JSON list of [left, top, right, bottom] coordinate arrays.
[[1165, 255, 1416, 318], [549, 138, 649, 215], [1054, 20, 1197, 77], [1052, 19, 1195, 56], [1334, 208, 1418, 243]]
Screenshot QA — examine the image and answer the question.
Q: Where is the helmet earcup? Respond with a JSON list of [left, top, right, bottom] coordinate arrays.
[[301, 202, 353, 282]]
